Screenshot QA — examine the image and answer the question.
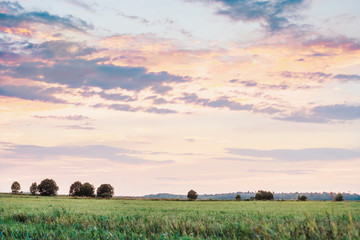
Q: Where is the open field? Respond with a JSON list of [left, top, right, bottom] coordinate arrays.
[[0, 194, 359, 239]]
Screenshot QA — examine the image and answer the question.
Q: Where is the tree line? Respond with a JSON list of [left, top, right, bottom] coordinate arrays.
[[10, 181, 345, 201], [187, 189, 344, 201], [11, 179, 114, 198], [164, 190, 345, 201]]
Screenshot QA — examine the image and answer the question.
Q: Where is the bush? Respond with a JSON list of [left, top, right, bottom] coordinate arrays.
[[38, 179, 59, 196], [335, 193, 344, 201], [11, 181, 21, 194], [235, 194, 241, 201], [255, 190, 274, 200], [97, 184, 114, 198], [29, 182, 38, 195], [187, 189, 198, 200]]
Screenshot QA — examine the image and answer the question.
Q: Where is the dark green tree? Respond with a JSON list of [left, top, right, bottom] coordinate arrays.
[[97, 184, 114, 198], [299, 195, 307, 201], [11, 181, 21, 194], [335, 193, 344, 201], [30, 182, 38, 195], [38, 179, 59, 196], [255, 190, 274, 200], [187, 189, 198, 200], [81, 182, 95, 197], [235, 194, 241, 201], [69, 181, 83, 196]]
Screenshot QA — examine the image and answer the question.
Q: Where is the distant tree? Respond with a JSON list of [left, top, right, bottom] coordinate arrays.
[[335, 193, 344, 201], [235, 194, 241, 201], [81, 182, 95, 197], [97, 184, 114, 198], [11, 181, 21, 194], [299, 195, 307, 201], [38, 179, 59, 196], [69, 181, 83, 196], [255, 192, 262, 200], [30, 182, 38, 195], [255, 190, 274, 200], [187, 189, 198, 200]]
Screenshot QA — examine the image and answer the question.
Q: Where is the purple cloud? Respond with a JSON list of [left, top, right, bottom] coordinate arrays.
[[57, 125, 95, 130], [28, 40, 97, 59], [188, 0, 308, 31], [227, 147, 360, 162], [0, 85, 66, 103], [145, 107, 178, 114], [276, 104, 360, 123], [303, 36, 360, 51], [33, 115, 90, 121], [333, 74, 360, 82], [2, 143, 174, 165], [0, 1, 92, 32], [179, 93, 253, 111], [4, 59, 190, 93]]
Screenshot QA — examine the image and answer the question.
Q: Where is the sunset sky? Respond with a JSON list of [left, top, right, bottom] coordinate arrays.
[[1, 0, 360, 196]]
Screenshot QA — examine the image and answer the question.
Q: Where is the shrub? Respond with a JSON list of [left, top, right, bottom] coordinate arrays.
[[97, 184, 114, 198], [187, 190, 198, 200], [235, 194, 241, 201], [11, 181, 21, 194], [335, 193, 344, 201], [38, 179, 59, 196], [29, 182, 38, 195]]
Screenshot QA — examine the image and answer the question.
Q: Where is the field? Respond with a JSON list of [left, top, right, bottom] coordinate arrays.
[[0, 194, 359, 239]]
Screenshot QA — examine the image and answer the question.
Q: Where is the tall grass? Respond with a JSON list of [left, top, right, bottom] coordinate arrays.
[[0, 194, 359, 239]]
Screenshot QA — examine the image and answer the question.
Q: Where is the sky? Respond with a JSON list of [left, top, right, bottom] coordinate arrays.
[[0, 0, 360, 196]]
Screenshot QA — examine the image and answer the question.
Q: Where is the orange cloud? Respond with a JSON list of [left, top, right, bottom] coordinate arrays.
[[95, 32, 360, 89], [0, 27, 33, 37]]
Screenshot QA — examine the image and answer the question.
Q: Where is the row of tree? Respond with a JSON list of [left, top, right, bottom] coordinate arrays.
[[11, 180, 114, 198], [11, 182, 345, 201], [187, 189, 344, 201], [12, 180, 59, 196], [186, 190, 275, 201], [69, 181, 114, 198]]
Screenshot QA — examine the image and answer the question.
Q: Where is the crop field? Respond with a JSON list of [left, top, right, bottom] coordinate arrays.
[[0, 194, 359, 239]]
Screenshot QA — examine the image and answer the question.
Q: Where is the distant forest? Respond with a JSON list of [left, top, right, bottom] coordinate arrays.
[[143, 192, 360, 201]]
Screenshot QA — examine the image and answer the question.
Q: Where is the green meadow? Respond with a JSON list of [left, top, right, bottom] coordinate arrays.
[[0, 194, 359, 239]]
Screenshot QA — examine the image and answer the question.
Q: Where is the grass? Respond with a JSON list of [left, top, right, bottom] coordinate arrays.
[[0, 194, 359, 239]]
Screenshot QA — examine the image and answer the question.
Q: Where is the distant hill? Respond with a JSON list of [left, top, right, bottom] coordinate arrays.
[[143, 192, 360, 201]]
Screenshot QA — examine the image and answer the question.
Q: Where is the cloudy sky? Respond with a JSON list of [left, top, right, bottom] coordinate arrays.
[[1, 0, 359, 195]]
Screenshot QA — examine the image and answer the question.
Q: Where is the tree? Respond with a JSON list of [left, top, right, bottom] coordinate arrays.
[[38, 179, 59, 196], [30, 182, 38, 195], [298, 195, 307, 201], [11, 181, 21, 194], [187, 189, 198, 200], [235, 194, 241, 201], [255, 190, 274, 200], [335, 193, 344, 201], [97, 184, 114, 198], [69, 181, 83, 196], [81, 182, 95, 197]]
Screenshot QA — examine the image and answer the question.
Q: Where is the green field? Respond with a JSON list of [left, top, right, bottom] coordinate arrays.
[[0, 194, 359, 239]]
